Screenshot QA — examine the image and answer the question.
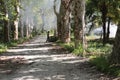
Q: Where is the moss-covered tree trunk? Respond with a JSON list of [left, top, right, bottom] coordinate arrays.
[[110, 22, 120, 65], [73, 0, 85, 48]]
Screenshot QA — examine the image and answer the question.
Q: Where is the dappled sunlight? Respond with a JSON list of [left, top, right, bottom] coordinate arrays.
[[18, 42, 51, 47], [62, 58, 89, 64], [0, 36, 107, 80], [52, 75, 66, 80], [7, 47, 54, 52], [19, 43, 42, 47], [13, 76, 40, 80], [19, 68, 48, 74]]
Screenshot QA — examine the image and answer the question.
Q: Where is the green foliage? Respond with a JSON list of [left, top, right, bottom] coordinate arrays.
[[57, 41, 84, 56], [57, 42, 74, 53], [86, 38, 120, 76], [90, 55, 120, 76], [90, 55, 110, 72], [73, 44, 84, 56], [49, 36, 58, 42], [86, 40, 112, 55], [0, 37, 30, 53], [0, 43, 7, 53]]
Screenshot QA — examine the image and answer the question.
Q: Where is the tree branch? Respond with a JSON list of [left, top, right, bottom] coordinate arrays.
[[53, 0, 59, 16]]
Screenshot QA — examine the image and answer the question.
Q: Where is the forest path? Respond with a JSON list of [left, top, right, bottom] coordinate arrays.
[[0, 35, 112, 80]]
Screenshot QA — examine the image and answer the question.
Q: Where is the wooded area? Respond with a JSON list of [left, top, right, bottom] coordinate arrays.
[[0, 0, 120, 78]]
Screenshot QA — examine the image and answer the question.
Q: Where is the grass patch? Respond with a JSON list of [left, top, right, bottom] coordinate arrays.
[[49, 36, 58, 42], [0, 43, 7, 53], [56, 37, 120, 77], [86, 40, 112, 55], [72, 44, 84, 56], [0, 37, 31, 53], [56, 41, 74, 53], [87, 39, 120, 77], [90, 55, 120, 77], [90, 55, 110, 72]]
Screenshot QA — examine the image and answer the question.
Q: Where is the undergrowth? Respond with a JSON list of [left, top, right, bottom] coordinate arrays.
[[57, 38, 120, 77], [90, 55, 120, 77], [0, 37, 30, 53], [56, 41, 74, 53], [87, 39, 120, 77]]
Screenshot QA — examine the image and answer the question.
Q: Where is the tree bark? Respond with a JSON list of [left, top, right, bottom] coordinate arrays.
[[24, 24, 29, 38], [73, 0, 86, 48], [54, 0, 72, 43], [53, 0, 62, 41], [3, 1, 10, 42], [19, 20, 24, 38], [13, 1, 20, 40], [4, 15, 10, 42], [110, 22, 120, 65], [100, 2, 108, 45], [106, 17, 111, 42], [61, 0, 72, 43]]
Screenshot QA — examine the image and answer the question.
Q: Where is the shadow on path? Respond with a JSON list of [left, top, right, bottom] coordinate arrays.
[[0, 35, 114, 80]]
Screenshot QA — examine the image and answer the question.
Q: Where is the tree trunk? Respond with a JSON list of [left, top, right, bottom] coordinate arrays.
[[106, 17, 111, 42], [110, 22, 120, 65], [57, 16, 62, 40], [61, 0, 71, 43], [25, 24, 29, 38], [73, 0, 86, 48], [102, 16, 106, 45], [54, 28, 57, 37], [4, 16, 10, 42], [54, 0, 71, 43], [101, 2, 108, 45], [19, 20, 24, 38], [13, 20, 19, 40], [53, 0, 62, 41], [3, 1, 10, 42], [13, 1, 20, 40]]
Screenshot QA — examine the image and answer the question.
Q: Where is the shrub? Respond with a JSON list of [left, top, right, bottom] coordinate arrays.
[[90, 55, 120, 76], [90, 55, 110, 72], [49, 36, 58, 42], [0, 43, 7, 53], [73, 44, 84, 56]]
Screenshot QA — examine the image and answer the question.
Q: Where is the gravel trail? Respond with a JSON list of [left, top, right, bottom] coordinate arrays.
[[0, 35, 116, 80]]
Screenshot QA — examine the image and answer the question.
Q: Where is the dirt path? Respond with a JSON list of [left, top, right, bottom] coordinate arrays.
[[0, 35, 115, 80]]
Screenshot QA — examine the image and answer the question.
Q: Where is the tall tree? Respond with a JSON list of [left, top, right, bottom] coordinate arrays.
[[54, 0, 63, 41], [86, 0, 114, 45], [13, 0, 20, 40], [73, 0, 86, 48], [60, 0, 72, 43], [2, 0, 10, 42], [110, 22, 120, 64], [109, 0, 120, 65], [54, 0, 72, 43]]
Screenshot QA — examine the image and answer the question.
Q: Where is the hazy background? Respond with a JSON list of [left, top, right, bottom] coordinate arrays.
[[20, 0, 60, 31]]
